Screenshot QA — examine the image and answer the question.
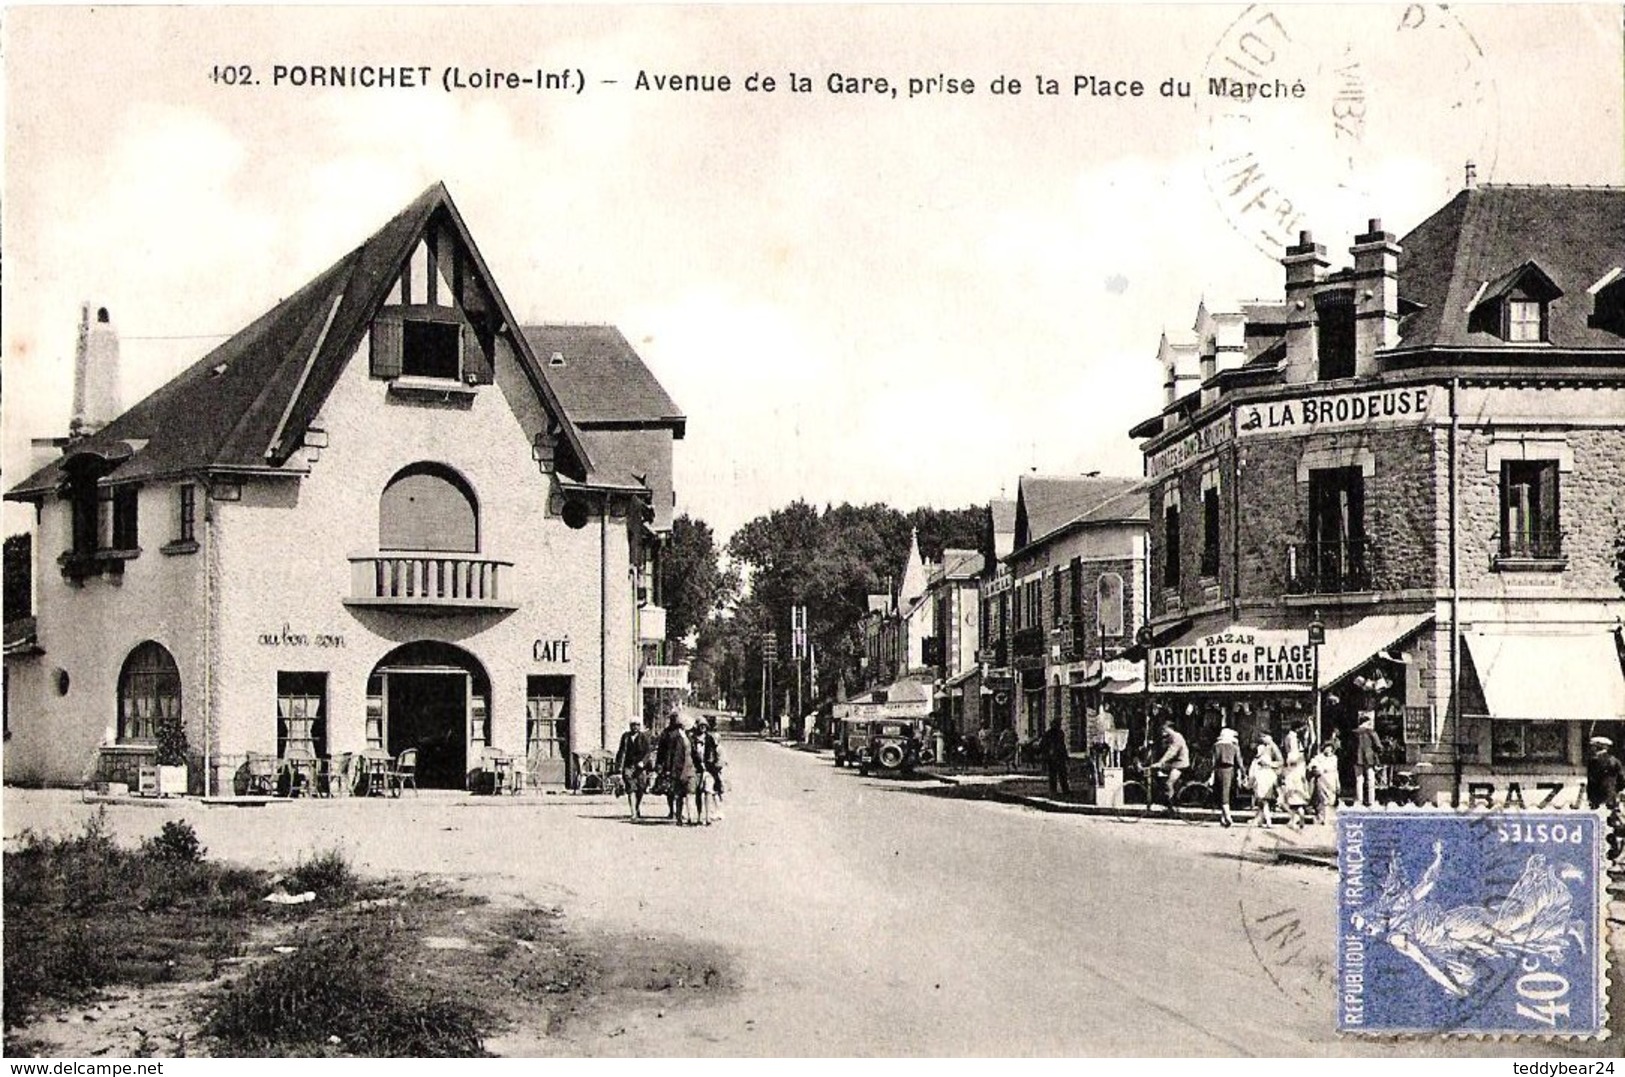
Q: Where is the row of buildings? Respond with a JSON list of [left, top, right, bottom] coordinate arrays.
[[3, 184, 687, 793], [849, 182, 1625, 806]]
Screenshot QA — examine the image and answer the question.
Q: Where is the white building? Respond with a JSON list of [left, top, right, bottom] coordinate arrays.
[[4, 183, 682, 794]]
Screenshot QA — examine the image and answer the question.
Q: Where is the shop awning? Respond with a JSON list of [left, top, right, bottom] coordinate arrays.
[[1463, 631, 1625, 722], [944, 665, 980, 690], [1318, 612, 1435, 688], [1101, 672, 1145, 695]]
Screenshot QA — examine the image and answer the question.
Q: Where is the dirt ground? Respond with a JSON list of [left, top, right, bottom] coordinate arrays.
[[6, 738, 1621, 1056]]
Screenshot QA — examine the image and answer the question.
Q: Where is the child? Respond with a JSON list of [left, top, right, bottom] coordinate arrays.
[[1308, 743, 1340, 825]]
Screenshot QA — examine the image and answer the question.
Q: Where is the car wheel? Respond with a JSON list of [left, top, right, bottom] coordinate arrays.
[[878, 743, 905, 769]]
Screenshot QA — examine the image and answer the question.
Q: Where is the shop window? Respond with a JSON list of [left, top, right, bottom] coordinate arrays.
[[1200, 485, 1221, 578], [1500, 460, 1561, 560], [117, 641, 180, 744], [276, 672, 327, 759], [1163, 504, 1181, 589], [379, 463, 478, 552], [1315, 291, 1356, 380], [1491, 721, 1567, 765], [1097, 573, 1125, 639]]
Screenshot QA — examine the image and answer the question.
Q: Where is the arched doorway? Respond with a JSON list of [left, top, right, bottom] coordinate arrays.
[[367, 641, 490, 789], [117, 641, 181, 744]]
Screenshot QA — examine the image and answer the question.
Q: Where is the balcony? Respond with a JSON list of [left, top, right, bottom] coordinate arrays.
[[1494, 528, 1566, 572], [345, 553, 517, 613], [1286, 538, 1375, 595]]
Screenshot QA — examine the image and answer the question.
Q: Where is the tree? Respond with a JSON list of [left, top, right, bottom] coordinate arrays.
[[659, 514, 739, 647], [4, 533, 30, 622]]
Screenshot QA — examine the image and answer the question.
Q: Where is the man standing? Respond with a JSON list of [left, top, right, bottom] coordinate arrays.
[[1585, 736, 1625, 809], [1354, 712, 1383, 807], [656, 713, 687, 821], [614, 718, 652, 820], [1040, 716, 1070, 796], [1151, 719, 1190, 816]]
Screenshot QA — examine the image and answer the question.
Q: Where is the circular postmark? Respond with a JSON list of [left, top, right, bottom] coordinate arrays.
[[1200, 4, 1500, 262]]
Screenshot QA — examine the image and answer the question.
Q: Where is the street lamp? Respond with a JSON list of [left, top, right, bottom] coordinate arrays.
[[1308, 611, 1326, 742]]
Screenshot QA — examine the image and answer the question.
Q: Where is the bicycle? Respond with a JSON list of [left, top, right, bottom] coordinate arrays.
[[1114, 763, 1211, 824]]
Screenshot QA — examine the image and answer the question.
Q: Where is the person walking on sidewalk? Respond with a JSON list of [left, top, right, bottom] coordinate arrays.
[[1309, 742, 1340, 826], [1280, 722, 1312, 831], [1041, 716, 1071, 797], [614, 718, 653, 820], [1211, 727, 1242, 827], [657, 713, 694, 824], [1247, 731, 1284, 828]]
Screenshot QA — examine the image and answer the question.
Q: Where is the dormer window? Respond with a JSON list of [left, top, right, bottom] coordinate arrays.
[[1468, 261, 1562, 344], [1506, 298, 1545, 342], [402, 320, 461, 379], [1587, 268, 1625, 336]]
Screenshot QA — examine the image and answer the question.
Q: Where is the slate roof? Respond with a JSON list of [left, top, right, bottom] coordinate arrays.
[[1395, 185, 1625, 352], [520, 325, 685, 433], [989, 498, 1017, 534], [1014, 475, 1147, 550], [8, 184, 600, 501], [940, 548, 985, 579]]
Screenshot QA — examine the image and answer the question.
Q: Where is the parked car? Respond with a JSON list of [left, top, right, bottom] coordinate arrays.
[[834, 718, 871, 767], [860, 720, 921, 775]]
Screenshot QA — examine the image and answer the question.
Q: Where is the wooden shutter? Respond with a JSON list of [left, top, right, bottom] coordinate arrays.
[[369, 317, 403, 378], [462, 324, 493, 384]]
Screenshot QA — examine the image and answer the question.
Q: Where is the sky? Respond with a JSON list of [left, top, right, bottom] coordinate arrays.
[[3, 4, 1622, 542]]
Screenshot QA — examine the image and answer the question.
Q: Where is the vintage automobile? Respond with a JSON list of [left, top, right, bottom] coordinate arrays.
[[859, 719, 922, 775], [834, 717, 870, 767]]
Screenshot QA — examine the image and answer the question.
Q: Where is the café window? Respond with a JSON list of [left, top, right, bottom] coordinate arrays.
[[1500, 460, 1561, 560], [1491, 720, 1567, 765], [117, 641, 180, 744], [379, 463, 479, 553], [276, 672, 328, 759]]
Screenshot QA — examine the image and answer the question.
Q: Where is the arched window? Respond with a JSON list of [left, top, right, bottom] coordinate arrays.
[[379, 464, 478, 552], [1096, 573, 1125, 639], [118, 641, 180, 743]]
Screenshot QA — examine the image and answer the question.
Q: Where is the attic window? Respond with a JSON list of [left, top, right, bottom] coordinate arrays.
[[403, 321, 461, 379], [549, 351, 566, 367], [1587, 268, 1625, 335], [1469, 261, 1562, 343]]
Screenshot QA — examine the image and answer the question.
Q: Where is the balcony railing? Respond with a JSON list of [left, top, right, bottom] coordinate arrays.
[[346, 553, 518, 612], [1286, 538, 1375, 595], [1500, 528, 1564, 562]]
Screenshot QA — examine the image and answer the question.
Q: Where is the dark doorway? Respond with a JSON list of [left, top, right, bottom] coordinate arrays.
[[387, 671, 468, 789]]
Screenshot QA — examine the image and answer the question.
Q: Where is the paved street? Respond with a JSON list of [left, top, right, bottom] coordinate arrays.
[[5, 739, 1618, 1056]]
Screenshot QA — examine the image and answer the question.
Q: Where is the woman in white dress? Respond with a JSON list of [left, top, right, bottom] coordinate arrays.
[[1280, 722, 1312, 830], [1248, 732, 1284, 828]]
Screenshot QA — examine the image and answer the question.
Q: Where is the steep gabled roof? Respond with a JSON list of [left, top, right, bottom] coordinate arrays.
[[520, 325, 685, 434], [1395, 185, 1625, 351], [9, 184, 596, 500], [1013, 474, 1146, 550]]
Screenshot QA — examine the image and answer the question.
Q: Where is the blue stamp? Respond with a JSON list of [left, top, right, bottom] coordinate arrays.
[[1337, 809, 1606, 1037]]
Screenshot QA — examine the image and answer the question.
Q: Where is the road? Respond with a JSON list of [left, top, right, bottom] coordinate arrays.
[[5, 739, 1617, 1055]]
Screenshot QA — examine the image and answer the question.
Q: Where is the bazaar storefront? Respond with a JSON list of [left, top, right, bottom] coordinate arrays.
[[1134, 611, 1434, 795]]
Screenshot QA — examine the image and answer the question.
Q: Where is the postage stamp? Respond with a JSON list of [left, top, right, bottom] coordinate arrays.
[[1337, 809, 1607, 1038]]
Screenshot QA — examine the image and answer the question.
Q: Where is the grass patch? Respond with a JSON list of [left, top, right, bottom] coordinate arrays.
[[204, 913, 487, 1057], [2, 812, 278, 1028]]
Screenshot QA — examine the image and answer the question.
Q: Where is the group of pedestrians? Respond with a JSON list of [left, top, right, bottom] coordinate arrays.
[[613, 712, 725, 825], [1229, 723, 1339, 830]]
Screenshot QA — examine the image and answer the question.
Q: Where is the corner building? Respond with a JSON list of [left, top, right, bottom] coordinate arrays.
[[5, 184, 682, 794], [1130, 185, 1625, 806]]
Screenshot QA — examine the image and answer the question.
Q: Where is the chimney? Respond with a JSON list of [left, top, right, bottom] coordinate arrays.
[[1157, 332, 1200, 408], [70, 303, 121, 437], [1281, 231, 1328, 382], [1350, 218, 1402, 373], [1464, 161, 1477, 190]]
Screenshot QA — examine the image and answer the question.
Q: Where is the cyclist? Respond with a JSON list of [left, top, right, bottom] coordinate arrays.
[[1149, 718, 1190, 817]]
